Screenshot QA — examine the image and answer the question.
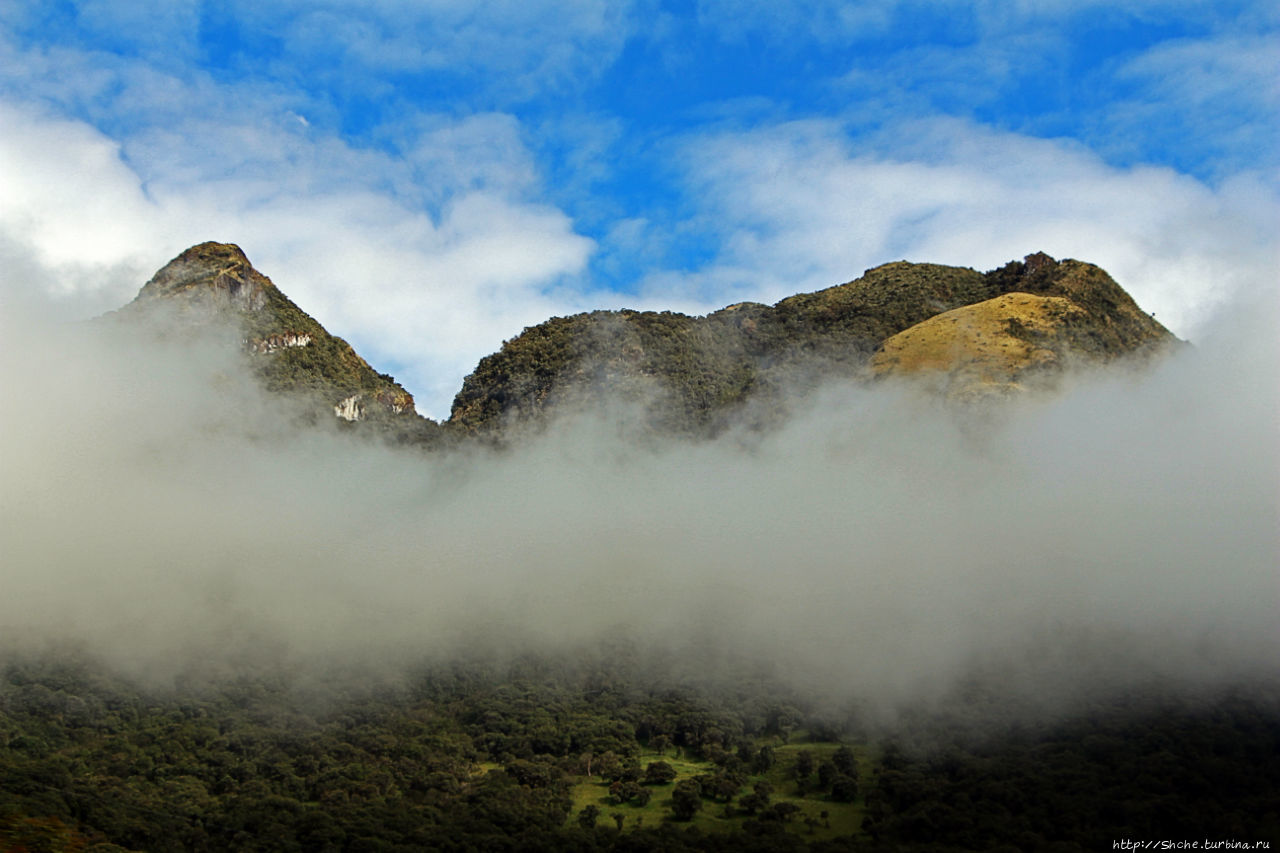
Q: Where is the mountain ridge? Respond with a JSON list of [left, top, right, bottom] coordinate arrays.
[[450, 251, 1177, 436], [108, 243, 1179, 441]]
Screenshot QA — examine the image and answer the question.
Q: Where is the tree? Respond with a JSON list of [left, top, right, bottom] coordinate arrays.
[[818, 760, 838, 791], [832, 746, 857, 778], [578, 805, 599, 829], [618, 758, 642, 783], [830, 774, 859, 803], [767, 705, 802, 743], [710, 773, 740, 802], [643, 761, 676, 785], [596, 750, 622, 780], [752, 745, 775, 774], [765, 802, 801, 822], [794, 750, 815, 778], [793, 750, 815, 791], [609, 780, 644, 805], [670, 779, 702, 821]]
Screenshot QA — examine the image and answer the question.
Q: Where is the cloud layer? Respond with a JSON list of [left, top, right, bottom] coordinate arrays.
[[2, 284, 1276, 714]]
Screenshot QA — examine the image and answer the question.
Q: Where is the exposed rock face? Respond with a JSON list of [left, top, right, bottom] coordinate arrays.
[[113, 243, 426, 431], [450, 253, 1177, 436], [129, 242, 272, 316], [334, 395, 364, 422], [247, 332, 312, 354]]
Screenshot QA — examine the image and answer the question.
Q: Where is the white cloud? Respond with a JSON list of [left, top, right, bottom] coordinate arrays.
[[73, 0, 201, 59], [647, 117, 1278, 338], [691, 0, 1256, 48], [695, 0, 896, 44], [0, 90, 595, 418], [0, 101, 169, 309]]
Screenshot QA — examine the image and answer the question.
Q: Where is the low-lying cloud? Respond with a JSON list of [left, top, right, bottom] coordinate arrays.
[[1, 283, 1275, 719]]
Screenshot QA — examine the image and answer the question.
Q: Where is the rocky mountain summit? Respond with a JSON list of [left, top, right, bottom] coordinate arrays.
[[109, 242, 419, 428], [109, 243, 1178, 442]]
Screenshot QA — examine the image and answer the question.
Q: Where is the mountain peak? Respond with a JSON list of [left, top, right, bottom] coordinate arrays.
[[132, 241, 271, 312], [113, 242, 427, 433], [450, 255, 1178, 436]]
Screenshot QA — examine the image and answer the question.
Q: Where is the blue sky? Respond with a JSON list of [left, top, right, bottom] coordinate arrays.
[[1, 1, 1276, 417]]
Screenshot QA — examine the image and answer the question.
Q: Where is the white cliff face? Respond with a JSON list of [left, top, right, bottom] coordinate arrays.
[[334, 395, 364, 421], [247, 333, 312, 354]]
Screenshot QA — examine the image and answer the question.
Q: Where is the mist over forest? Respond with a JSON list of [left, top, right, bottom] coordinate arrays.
[[3, 279, 1276, 715]]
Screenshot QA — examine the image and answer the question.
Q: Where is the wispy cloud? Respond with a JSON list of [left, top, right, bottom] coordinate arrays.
[[1101, 33, 1280, 177], [637, 116, 1278, 336]]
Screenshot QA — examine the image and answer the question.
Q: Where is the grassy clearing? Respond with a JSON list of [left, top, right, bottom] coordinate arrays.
[[569, 739, 871, 839]]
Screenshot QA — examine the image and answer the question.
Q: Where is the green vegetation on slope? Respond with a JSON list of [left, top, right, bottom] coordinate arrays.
[[448, 254, 1176, 438], [1, 650, 1276, 852]]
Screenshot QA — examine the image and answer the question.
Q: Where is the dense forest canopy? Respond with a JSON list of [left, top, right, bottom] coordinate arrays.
[[1, 645, 1277, 852]]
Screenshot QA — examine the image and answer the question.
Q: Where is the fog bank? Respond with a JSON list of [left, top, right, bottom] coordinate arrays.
[[1, 292, 1276, 715]]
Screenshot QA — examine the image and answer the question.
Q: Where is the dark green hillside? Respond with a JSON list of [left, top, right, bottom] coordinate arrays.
[[863, 693, 1280, 850], [1, 652, 1276, 852], [759, 262, 995, 364], [450, 309, 759, 437]]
